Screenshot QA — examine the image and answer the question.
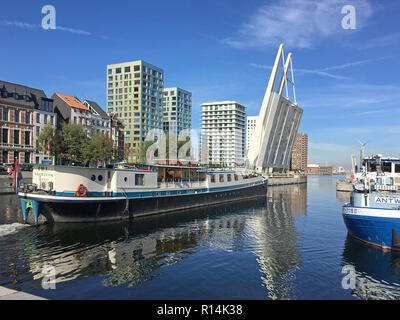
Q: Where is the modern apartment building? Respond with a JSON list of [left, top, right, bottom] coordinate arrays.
[[246, 116, 258, 155], [290, 133, 308, 172], [106, 60, 164, 161], [162, 87, 191, 135], [0, 80, 52, 164], [200, 101, 246, 167]]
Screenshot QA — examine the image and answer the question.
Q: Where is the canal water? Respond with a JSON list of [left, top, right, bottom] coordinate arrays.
[[1, 176, 400, 300]]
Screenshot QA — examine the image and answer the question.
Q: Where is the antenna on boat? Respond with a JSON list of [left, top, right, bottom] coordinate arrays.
[[351, 154, 357, 174], [358, 140, 369, 171]]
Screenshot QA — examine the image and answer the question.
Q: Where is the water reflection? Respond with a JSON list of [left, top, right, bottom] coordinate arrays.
[[336, 191, 351, 203], [0, 183, 308, 299], [0, 194, 24, 224], [342, 235, 400, 299], [247, 184, 306, 299]]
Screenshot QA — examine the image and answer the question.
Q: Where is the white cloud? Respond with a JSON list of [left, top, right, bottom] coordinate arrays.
[[301, 83, 400, 110], [3, 20, 39, 29], [251, 56, 386, 80], [221, 0, 373, 49], [2, 19, 107, 39]]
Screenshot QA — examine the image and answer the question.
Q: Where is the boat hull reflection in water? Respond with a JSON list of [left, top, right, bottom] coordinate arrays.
[[342, 235, 400, 300], [0, 184, 306, 300]]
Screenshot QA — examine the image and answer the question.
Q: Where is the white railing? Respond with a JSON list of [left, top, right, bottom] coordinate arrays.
[[157, 181, 207, 189], [0, 142, 34, 149]]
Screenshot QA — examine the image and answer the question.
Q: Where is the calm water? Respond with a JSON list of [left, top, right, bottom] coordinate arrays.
[[1, 176, 400, 300]]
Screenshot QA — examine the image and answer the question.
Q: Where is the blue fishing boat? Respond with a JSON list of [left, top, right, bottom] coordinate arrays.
[[342, 155, 400, 251]]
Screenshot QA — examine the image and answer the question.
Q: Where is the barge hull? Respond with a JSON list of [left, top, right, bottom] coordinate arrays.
[[22, 182, 267, 224]]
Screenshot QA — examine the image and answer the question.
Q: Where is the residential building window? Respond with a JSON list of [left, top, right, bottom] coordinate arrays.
[[25, 131, 30, 145], [25, 112, 30, 124], [2, 151, 8, 163], [2, 108, 9, 121], [116, 68, 121, 74], [2, 128, 8, 143], [15, 110, 20, 123], [14, 130, 19, 144], [36, 113, 40, 123]]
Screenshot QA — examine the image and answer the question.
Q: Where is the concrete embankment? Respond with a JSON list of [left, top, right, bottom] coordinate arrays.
[[0, 172, 32, 194], [0, 286, 47, 300], [267, 175, 307, 186]]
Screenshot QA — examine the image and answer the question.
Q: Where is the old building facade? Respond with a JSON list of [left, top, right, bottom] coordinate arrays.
[[0, 80, 52, 164]]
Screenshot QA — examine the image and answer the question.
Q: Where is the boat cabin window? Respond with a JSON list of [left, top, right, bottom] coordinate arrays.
[[382, 162, 392, 173], [395, 164, 400, 173], [219, 174, 224, 182], [368, 162, 376, 172], [135, 174, 144, 186], [227, 174, 232, 182], [234, 174, 238, 181], [211, 175, 216, 183]]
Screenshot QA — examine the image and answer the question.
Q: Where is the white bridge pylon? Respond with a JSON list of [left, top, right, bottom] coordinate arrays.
[[247, 44, 303, 172]]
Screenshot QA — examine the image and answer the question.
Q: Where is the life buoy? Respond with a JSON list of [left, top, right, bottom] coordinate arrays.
[[76, 184, 87, 197], [350, 174, 355, 180]]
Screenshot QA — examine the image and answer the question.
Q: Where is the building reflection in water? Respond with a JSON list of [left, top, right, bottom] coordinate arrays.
[[342, 235, 400, 299], [16, 200, 260, 289], [336, 191, 351, 203], [246, 184, 307, 299], [2, 183, 307, 298], [0, 194, 24, 224]]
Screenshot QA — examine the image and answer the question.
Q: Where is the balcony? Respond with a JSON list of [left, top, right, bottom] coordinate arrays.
[[0, 142, 34, 150]]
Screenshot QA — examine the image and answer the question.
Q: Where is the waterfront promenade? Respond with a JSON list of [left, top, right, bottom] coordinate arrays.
[[0, 286, 47, 300], [0, 172, 32, 195]]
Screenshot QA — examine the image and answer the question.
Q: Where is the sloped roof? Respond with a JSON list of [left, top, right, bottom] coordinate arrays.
[[0, 80, 49, 108], [84, 99, 108, 119], [55, 93, 89, 111]]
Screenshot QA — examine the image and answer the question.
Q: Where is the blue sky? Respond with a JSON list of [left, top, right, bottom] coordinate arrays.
[[1, 0, 400, 168]]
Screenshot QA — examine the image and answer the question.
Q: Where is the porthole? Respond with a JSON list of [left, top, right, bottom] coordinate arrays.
[[124, 177, 127, 182], [98, 175, 103, 181], [91, 175, 96, 181]]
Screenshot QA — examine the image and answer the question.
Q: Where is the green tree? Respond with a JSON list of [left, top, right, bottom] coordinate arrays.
[[60, 123, 88, 165], [51, 131, 65, 165], [36, 124, 65, 164], [82, 132, 114, 166], [36, 124, 55, 153]]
